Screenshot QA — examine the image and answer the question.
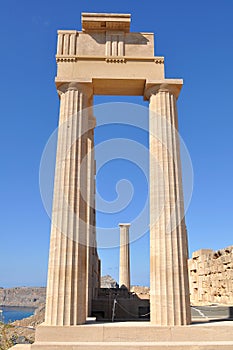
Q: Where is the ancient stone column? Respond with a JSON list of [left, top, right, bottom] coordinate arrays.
[[86, 109, 96, 316], [146, 83, 191, 326], [119, 223, 131, 289], [45, 82, 93, 326]]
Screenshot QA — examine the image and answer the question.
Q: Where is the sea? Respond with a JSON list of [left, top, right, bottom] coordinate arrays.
[[0, 306, 35, 324]]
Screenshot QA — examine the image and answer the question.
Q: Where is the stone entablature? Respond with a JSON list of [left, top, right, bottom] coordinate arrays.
[[82, 13, 131, 32], [55, 13, 165, 96], [56, 31, 156, 58], [188, 246, 233, 305], [57, 13, 155, 59]]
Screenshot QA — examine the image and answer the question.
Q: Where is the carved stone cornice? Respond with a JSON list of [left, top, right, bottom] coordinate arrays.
[[56, 57, 77, 63], [105, 58, 126, 63], [154, 58, 164, 64]]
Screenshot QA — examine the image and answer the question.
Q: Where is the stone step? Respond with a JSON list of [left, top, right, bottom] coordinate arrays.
[[9, 346, 31, 350], [30, 341, 233, 350], [35, 323, 233, 342], [9, 341, 233, 350], [10, 322, 233, 350]]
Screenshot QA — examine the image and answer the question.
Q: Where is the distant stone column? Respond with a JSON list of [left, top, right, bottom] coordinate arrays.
[[119, 223, 131, 289], [45, 82, 93, 326], [146, 84, 191, 326]]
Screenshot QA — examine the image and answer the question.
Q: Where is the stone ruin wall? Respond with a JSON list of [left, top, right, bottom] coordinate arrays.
[[188, 246, 233, 305]]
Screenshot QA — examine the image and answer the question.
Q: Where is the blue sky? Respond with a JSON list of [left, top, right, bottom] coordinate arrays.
[[0, 0, 232, 287]]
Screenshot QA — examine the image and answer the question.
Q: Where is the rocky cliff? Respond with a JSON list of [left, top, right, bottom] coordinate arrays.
[[0, 287, 46, 307], [100, 275, 119, 288]]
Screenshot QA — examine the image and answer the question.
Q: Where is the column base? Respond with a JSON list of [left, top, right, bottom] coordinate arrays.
[[9, 320, 233, 350]]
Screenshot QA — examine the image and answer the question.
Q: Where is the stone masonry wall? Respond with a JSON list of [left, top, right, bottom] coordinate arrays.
[[188, 246, 233, 305]]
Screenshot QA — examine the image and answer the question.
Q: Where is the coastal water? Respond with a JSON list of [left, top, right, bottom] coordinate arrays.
[[0, 306, 35, 324]]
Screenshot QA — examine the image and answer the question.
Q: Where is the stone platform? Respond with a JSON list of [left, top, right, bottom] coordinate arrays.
[[9, 320, 233, 350]]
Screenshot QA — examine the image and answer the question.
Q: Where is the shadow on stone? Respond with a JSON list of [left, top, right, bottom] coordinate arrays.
[[92, 287, 150, 322]]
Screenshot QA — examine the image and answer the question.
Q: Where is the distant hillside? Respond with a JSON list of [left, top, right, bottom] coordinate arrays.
[[0, 277, 149, 308], [100, 275, 119, 288], [0, 287, 46, 307]]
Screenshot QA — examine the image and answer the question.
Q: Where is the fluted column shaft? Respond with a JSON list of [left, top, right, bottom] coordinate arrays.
[[148, 84, 191, 325], [86, 109, 96, 316], [119, 223, 131, 289], [45, 82, 93, 326]]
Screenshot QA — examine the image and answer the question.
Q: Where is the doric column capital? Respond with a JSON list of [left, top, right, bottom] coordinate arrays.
[[57, 82, 93, 98], [144, 81, 183, 101], [119, 223, 131, 227]]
